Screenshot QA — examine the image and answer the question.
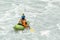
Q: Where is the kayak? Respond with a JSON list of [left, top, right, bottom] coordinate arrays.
[[13, 21, 30, 31], [13, 24, 25, 31]]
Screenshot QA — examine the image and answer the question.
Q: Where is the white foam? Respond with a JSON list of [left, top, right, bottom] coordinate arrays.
[[57, 24, 60, 29], [40, 30, 50, 36]]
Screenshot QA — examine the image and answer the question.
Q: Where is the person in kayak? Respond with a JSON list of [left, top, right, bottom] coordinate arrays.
[[18, 13, 25, 25], [18, 14, 30, 29]]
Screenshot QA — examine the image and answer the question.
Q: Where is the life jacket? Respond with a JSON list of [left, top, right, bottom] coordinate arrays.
[[21, 19, 28, 28]]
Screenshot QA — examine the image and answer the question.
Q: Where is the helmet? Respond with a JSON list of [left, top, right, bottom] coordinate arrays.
[[22, 13, 24, 16]]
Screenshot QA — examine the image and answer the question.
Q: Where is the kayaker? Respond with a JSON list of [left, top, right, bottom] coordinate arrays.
[[18, 13, 26, 25], [18, 13, 30, 29]]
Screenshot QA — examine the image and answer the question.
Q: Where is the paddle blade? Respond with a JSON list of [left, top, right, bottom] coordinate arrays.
[[30, 27, 35, 32]]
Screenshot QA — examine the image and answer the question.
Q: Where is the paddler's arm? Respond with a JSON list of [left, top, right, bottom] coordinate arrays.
[[18, 19, 22, 24]]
